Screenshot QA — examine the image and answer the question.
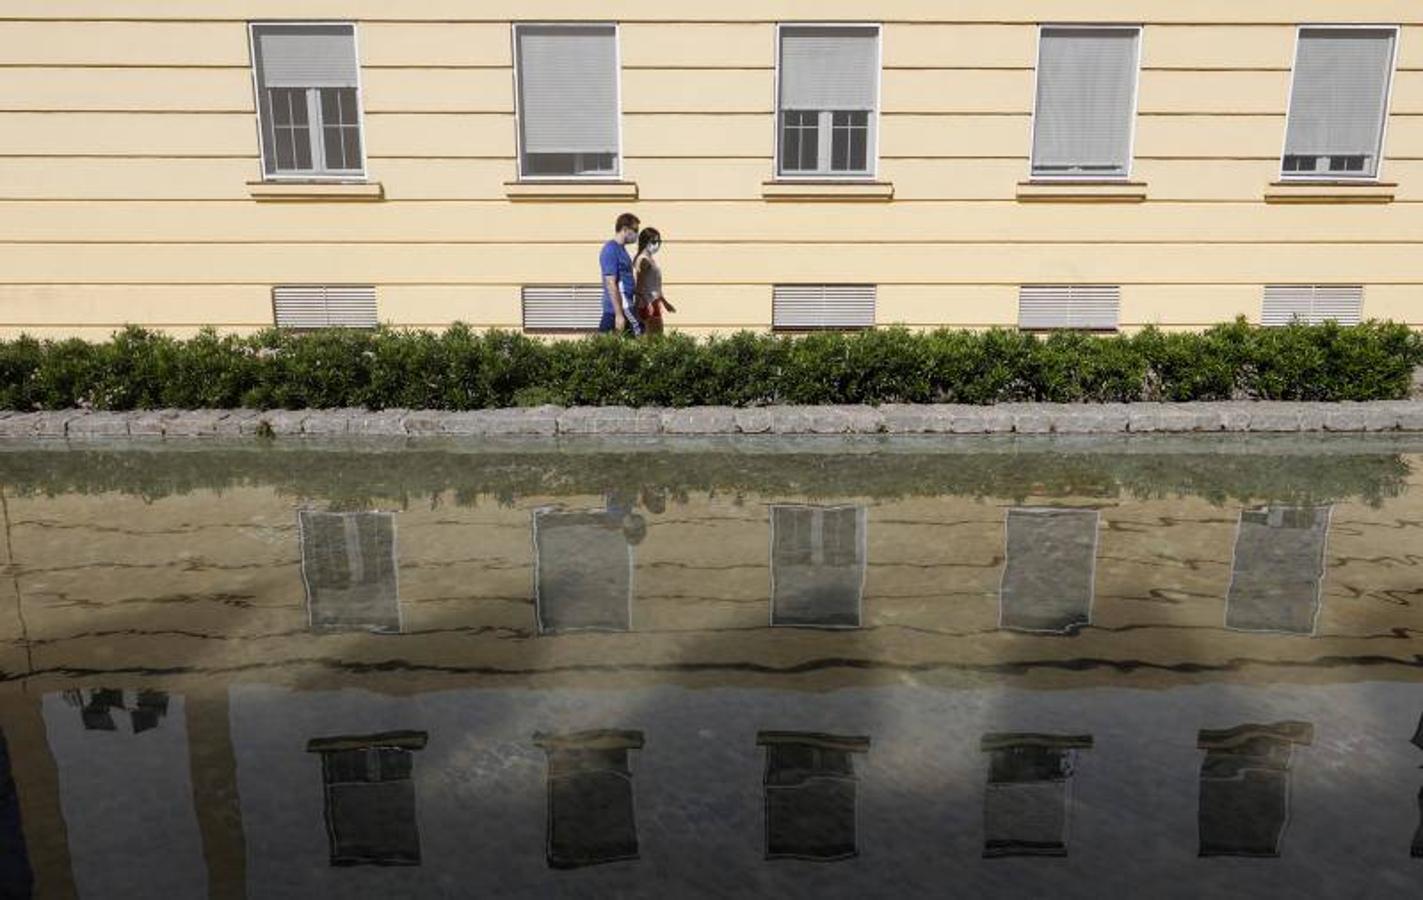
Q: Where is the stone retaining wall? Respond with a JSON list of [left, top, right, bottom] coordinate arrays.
[[3, 402, 1423, 439]]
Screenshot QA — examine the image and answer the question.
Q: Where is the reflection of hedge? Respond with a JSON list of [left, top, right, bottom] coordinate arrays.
[[3, 319, 1421, 410], [0, 441, 1411, 508]]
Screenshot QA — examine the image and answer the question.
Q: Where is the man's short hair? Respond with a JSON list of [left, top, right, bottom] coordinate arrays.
[[615, 212, 640, 233]]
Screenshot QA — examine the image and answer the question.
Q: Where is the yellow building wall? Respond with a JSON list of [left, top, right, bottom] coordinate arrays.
[[1, 2, 1422, 338]]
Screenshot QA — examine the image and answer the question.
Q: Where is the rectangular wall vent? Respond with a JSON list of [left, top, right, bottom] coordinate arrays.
[[1018, 285, 1120, 331], [273, 285, 378, 329], [772, 284, 875, 331], [522, 285, 605, 332], [1261, 285, 1363, 326]]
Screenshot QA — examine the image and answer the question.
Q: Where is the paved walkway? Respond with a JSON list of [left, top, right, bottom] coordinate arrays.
[[3, 402, 1423, 439]]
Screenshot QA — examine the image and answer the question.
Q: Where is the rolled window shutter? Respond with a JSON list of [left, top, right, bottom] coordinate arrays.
[[1284, 29, 1395, 160], [773, 285, 875, 330], [522, 285, 605, 332], [1018, 285, 1120, 331], [1031, 28, 1139, 173], [1262, 285, 1362, 326], [252, 24, 359, 89], [516, 25, 619, 155], [273, 285, 378, 329], [779, 27, 879, 112]]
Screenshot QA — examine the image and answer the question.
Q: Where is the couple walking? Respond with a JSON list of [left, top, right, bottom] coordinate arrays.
[[599, 212, 676, 336]]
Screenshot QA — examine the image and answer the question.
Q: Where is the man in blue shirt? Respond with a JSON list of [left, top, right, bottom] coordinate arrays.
[[599, 212, 641, 334]]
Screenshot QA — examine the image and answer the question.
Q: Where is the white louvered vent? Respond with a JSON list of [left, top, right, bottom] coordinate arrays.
[[522, 285, 604, 332], [1018, 285, 1121, 331], [1261, 285, 1363, 326], [772, 284, 876, 331], [272, 286, 378, 330]]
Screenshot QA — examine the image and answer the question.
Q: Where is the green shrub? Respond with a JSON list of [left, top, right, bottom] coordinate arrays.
[[0, 318, 1419, 410]]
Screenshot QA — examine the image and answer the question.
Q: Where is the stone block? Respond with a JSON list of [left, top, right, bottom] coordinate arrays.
[[1245, 405, 1302, 432], [162, 410, 227, 436], [734, 407, 772, 434], [558, 406, 660, 435], [347, 408, 410, 436], [213, 409, 261, 435], [241, 410, 306, 436], [67, 411, 130, 438], [300, 409, 352, 435], [0, 412, 41, 437], [1322, 403, 1369, 432], [661, 406, 737, 435], [129, 409, 179, 436]]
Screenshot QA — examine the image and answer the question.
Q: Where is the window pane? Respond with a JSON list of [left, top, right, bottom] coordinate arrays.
[[1283, 29, 1395, 178], [294, 131, 313, 171], [274, 127, 296, 171], [323, 127, 345, 169], [830, 111, 868, 173], [1031, 28, 1139, 176], [780, 111, 819, 173], [516, 25, 619, 178], [522, 152, 617, 177], [342, 128, 362, 171]]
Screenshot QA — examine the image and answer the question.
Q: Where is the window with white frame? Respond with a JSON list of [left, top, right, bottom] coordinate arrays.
[[250, 23, 365, 179], [777, 25, 880, 178], [1282, 27, 1397, 179], [1031, 27, 1141, 178], [515, 24, 621, 178]]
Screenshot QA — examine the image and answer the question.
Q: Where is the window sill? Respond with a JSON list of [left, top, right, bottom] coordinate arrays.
[[1015, 181, 1147, 203], [503, 181, 639, 201], [245, 180, 384, 202], [761, 180, 894, 201], [1263, 181, 1396, 204]]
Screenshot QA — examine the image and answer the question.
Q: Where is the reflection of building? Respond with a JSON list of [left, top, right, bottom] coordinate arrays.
[[1227, 506, 1331, 635], [533, 509, 633, 634], [981, 732, 1092, 858], [307, 730, 427, 867], [1000, 508, 1098, 633], [64, 688, 169, 734], [770, 505, 866, 628], [0, 727, 33, 897], [759, 731, 870, 861], [298, 510, 401, 634], [534, 730, 644, 869], [1197, 722, 1313, 857]]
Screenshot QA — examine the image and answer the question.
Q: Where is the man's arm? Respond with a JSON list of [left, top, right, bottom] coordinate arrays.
[[603, 273, 626, 330]]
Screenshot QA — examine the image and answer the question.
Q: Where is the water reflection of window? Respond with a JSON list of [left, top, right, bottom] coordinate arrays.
[[306, 730, 427, 867], [999, 508, 1098, 634], [0, 728, 33, 897], [533, 509, 634, 634], [1197, 722, 1313, 857], [770, 505, 866, 628], [1227, 505, 1331, 635], [298, 510, 401, 634], [758, 731, 871, 861], [981, 733, 1093, 858], [1412, 714, 1423, 858], [62, 688, 170, 734], [533, 730, 644, 869]]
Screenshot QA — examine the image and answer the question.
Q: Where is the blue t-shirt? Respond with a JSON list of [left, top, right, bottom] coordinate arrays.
[[599, 239, 634, 314]]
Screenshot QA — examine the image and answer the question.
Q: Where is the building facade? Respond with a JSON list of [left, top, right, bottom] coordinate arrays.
[[1, 2, 1421, 339]]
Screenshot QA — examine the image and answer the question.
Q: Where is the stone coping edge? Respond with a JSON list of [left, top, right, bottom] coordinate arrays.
[[3, 402, 1423, 440]]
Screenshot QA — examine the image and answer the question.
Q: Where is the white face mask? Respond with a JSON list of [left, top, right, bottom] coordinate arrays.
[[647, 242, 661, 257]]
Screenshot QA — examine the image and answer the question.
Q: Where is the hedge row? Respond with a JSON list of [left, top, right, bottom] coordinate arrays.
[[1, 319, 1419, 411]]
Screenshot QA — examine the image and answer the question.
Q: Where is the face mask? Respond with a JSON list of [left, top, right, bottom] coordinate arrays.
[[647, 242, 661, 256]]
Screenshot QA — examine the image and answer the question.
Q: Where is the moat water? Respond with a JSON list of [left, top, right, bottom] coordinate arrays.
[[1, 434, 1422, 898]]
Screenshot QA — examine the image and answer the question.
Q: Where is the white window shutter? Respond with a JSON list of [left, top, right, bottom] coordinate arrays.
[[522, 285, 605, 332], [779, 26, 879, 111], [1018, 286, 1120, 331], [773, 285, 876, 330], [273, 286, 378, 329], [1284, 29, 1395, 164], [1031, 28, 1140, 175], [252, 24, 359, 89], [516, 25, 619, 155], [1261, 285, 1363, 326]]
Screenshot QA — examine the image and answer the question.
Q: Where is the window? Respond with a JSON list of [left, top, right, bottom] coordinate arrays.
[[1197, 722, 1313, 857], [770, 505, 866, 628], [1000, 508, 1098, 634], [307, 731, 427, 867], [1226, 505, 1331, 635], [772, 285, 876, 331], [776, 26, 880, 178], [533, 509, 636, 634], [1282, 28, 1398, 179], [298, 510, 401, 633], [273, 285, 378, 330], [1261, 285, 1363, 326], [62, 688, 170, 734], [981, 733, 1093, 858], [522, 285, 605, 332], [758, 731, 870, 861], [515, 24, 621, 179], [534, 730, 644, 869], [1031, 27, 1141, 178], [1018, 285, 1120, 331], [250, 23, 365, 179]]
